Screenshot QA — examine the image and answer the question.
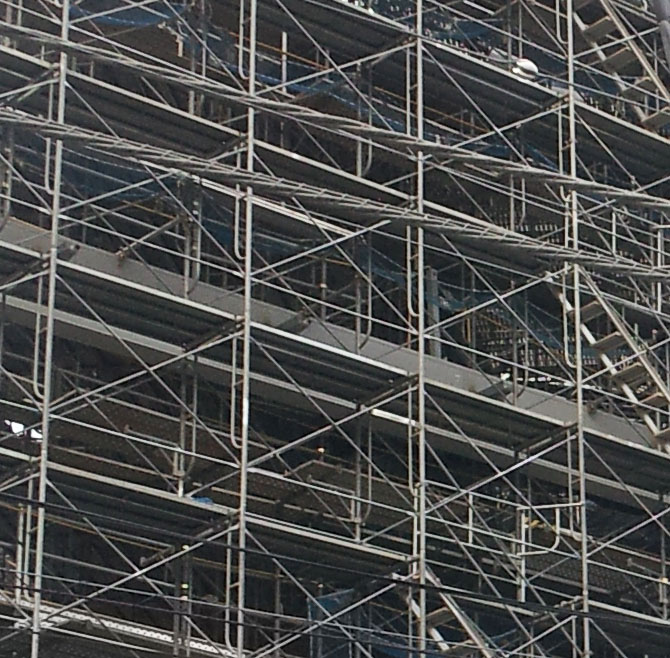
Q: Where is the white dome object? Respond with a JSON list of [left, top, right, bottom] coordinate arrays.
[[512, 58, 539, 79]]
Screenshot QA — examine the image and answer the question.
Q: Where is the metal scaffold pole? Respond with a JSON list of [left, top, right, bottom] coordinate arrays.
[[415, 2, 427, 656], [567, 0, 591, 655], [1, 0, 670, 656], [237, 0, 256, 653], [30, 1, 69, 656]]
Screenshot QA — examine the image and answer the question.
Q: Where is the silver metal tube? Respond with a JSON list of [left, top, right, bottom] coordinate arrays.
[[415, 3, 427, 656], [237, 0, 256, 654], [14, 503, 24, 604], [30, 2, 69, 655], [567, 1, 590, 654]]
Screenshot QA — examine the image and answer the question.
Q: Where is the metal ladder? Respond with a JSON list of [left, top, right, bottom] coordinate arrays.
[[557, 270, 670, 450], [398, 568, 496, 658], [574, 0, 670, 131]]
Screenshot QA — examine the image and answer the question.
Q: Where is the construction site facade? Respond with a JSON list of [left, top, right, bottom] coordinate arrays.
[[2, 0, 670, 656]]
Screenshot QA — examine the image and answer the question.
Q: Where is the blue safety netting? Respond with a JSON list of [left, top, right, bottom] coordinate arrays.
[[165, 6, 570, 173], [25, 3, 645, 357], [307, 588, 425, 658], [51, 1, 570, 183], [307, 588, 516, 658], [12, 131, 619, 364], [17, 140, 585, 360], [71, 1, 187, 27], [75, 0, 625, 120], [18, 143, 166, 202]]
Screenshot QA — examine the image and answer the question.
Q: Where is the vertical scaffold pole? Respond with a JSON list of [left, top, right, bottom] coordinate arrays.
[[31, 1, 69, 656], [237, 0, 256, 654], [566, 1, 590, 655], [415, 2, 427, 657]]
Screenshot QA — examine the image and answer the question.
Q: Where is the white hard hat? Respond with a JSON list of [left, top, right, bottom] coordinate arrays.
[[512, 58, 539, 79]]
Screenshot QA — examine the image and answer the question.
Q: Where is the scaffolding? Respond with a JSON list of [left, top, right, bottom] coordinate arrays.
[[2, 0, 670, 656]]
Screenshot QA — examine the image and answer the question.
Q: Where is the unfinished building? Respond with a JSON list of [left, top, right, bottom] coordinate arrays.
[[1, 0, 670, 656]]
